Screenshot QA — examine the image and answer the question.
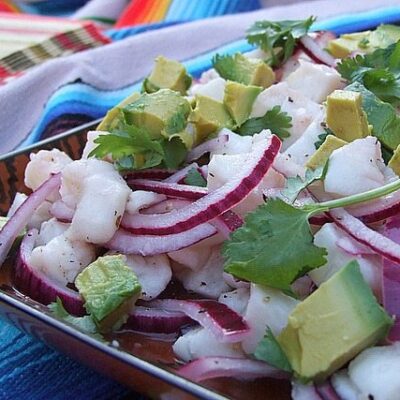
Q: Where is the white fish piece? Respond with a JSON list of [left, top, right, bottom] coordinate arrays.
[[190, 77, 226, 102], [81, 130, 110, 160], [173, 327, 244, 362], [242, 284, 299, 354], [124, 254, 172, 301], [310, 223, 382, 298], [63, 159, 130, 244], [125, 190, 166, 215], [24, 149, 72, 192], [174, 245, 230, 298], [198, 68, 220, 84], [331, 370, 361, 400], [345, 343, 400, 400], [29, 233, 95, 285], [250, 82, 323, 150], [218, 288, 250, 315], [283, 111, 326, 167], [285, 60, 345, 103], [36, 218, 69, 246], [210, 129, 253, 158], [324, 137, 385, 197]]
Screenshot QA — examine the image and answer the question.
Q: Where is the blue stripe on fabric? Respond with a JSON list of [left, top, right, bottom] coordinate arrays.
[[165, 0, 189, 22], [313, 6, 400, 34]]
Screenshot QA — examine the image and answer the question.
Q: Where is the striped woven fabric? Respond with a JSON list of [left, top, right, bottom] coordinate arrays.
[[0, 12, 110, 84], [16, 5, 400, 149]]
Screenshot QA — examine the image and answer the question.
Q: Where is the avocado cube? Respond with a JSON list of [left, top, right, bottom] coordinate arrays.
[[75, 255, 141, 333], [143, 56, 192, 95], [189, 94, 235, 143], [277, 260, 392, 382], [326, 90, 370, 142], [214, 53, 275, 89], [123, 89, 191, 139], [97, 92, 141, 131], [327, 32, 370, 58], [223, 81, 262, 126], [389, 143, 400, 176], [306, 135, 347, 170]]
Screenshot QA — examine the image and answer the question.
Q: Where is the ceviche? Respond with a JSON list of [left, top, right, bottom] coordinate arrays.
[[3, 16, 400, 399]]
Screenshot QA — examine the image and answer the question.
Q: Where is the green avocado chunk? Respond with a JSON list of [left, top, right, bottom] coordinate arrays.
[[189, 94, 235, 143], [214, 53, 275, 88], [75, 255, 141, 333], [388, 143, 400, 176], [142, 56, 192, 95], [326, 90, 370, 142], [277, 260, 392, 383], [97, 92, 141, 131], [223, 81, 262, 126], [306, 135, 347, 170], [327, 24, 400, 58], [123, 89, 191, 139]]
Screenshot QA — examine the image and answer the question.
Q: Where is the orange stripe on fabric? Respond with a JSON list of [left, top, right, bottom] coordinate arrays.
[[0, 1, 20, 13], [147, 0, 171, 23]]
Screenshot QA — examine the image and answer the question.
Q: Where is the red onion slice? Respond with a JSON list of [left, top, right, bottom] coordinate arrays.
[[14, 229, 85, 316], [382, 217, 400, 341], [126, 179, 208, 201], [0, 173, 61, 266], [151, 299, 249, 343], [123, 169, 175, 181], [335, 237, 376, 257], [299, 35, 337, 67], [178, 356, 287, 382], [123, 306, 193, 334], [105, 223, 218, 256], [186, 134, 229, 163], [292, 382, 323, 400], [141, 199, 191, 215], [315, 381, 341, 400], [211, 210, 244, 238], [122, 135, 280, 235], [330, 208, 400, 263], [163, 163, 199, 184]]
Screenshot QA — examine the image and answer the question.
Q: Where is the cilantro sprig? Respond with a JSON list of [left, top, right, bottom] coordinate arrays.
[[89, 121, 186, 170], [236, 105, 292, 139], [224, 178, 400, 292], [246, 17, 315, 67], [337, 41, 400, 106]]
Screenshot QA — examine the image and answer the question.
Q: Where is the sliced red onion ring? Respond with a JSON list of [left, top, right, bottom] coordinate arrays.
[[163, 163, 199, 184], [14, 229, 85, 316], [0, 173, 61, 266], [122, 135, 280, 235], [141, 199, 191, 215], [50, 200, 74, 222], [123, 306, 193, 333], [330, 208, 400, 263], [150, 299, 249, 343], [314, 30, 336, 47], [126, 179, 208, 201], [211, 210, 244, 238], [299, 35, 337, 67], [123, 169, 175, 181], [292, 382, 323, 400], [105, 223, 218, 256], [335, 237, 376, 256], [186, 134, 229, 163], [315, 381, 341, 400], [382, 217, 400, 341], [178, 356, 287, 383]]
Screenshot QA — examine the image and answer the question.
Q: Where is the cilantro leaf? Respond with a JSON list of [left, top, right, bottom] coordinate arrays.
[[48, 298, 100, 337], [314, 127, 333, 150], [346, 82, 400, 152], [254, 328, 293, 373], [337, 41, 400, 105], [223, 198, 327, 292], [246, 17, 315, 67], [89, 122, 189, 170], [184, 167, 207, 187], [282, 165, 326, 203], [237, 105, 292, 139]]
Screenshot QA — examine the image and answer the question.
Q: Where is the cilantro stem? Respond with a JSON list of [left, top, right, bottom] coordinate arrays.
[[303, 178, 400, 213]]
